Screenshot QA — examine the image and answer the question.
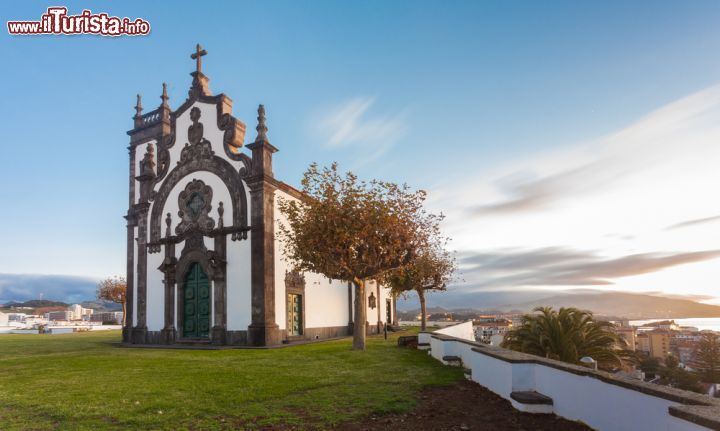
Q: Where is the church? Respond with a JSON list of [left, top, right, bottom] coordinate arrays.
[[124, 45, 396, 346]]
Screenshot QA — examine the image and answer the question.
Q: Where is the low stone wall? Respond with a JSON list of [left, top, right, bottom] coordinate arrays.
[[423, 322, 720, 431]]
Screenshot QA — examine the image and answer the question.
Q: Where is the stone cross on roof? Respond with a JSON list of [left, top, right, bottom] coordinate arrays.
[[191, 43, 207, 74]]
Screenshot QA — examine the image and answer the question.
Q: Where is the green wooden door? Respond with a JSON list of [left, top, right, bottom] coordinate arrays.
[[183, 263, 210, 339], [287, 293, 302, 336]]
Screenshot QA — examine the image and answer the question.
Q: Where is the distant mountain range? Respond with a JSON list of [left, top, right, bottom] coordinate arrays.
[[397, 289, 720, 319]]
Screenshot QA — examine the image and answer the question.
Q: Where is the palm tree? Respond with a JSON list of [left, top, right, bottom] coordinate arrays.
[[501, 306, 625, 369]]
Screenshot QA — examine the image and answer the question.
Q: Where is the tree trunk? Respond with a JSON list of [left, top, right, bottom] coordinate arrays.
[[353, 279, 366, 350], [418, 289, 427, 332], [121, 301, 127, 327]]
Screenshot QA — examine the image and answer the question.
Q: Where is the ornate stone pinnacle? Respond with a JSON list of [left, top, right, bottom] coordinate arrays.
[[134, 94, 143, 118], [255, 104, 268, 143], [161, 82, 169, 107]]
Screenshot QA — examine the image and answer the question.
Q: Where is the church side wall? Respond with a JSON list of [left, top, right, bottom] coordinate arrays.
[[273, 189, 351, 337], [303, 275, 350, 329]]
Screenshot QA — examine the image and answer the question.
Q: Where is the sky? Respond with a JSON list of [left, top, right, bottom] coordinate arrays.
[[1, 1, 719, 305]]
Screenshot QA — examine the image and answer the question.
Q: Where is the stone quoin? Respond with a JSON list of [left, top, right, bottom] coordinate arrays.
[[124, 45, 398, 347]]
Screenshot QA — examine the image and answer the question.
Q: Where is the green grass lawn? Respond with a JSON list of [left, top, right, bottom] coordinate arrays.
[[0, 330, 462, 430]]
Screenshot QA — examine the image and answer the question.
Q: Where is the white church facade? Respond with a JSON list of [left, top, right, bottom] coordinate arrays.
[[124, 45, 396, 346]]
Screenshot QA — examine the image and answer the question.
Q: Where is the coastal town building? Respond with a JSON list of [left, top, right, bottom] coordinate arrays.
[[638, 320, 681, 331], [473, 319, 512, 345], [124, 45, 395, 347], [68, 304, 93, 320], [90, 312, 124, 325], [46, 311, 73, 322], [636, 329, 670, 359]]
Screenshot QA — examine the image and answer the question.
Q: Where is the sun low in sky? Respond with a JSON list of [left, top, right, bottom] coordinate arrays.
[[0, 1, 719, 304]]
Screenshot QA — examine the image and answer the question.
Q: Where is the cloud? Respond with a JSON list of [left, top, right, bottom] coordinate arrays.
[[458, 247, 720, 290], [468, 164, 606, 215], [666, 215, 720, 231], [462, 83, 720, 218], [313, 96, 407, 164], [0, 274, 100, 304]]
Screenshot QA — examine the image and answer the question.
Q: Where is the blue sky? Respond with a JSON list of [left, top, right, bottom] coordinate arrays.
[[1, 1, 720, 304]]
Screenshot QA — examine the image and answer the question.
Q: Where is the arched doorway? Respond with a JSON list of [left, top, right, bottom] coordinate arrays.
[[183, 262, 210, 339]]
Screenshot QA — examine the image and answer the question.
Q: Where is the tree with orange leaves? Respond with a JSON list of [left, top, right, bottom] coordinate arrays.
[[96, 276, 127, 326], [278, 163, 441, 350]]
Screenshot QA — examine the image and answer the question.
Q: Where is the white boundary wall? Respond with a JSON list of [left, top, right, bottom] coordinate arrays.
[[421, 322, 720, 431]]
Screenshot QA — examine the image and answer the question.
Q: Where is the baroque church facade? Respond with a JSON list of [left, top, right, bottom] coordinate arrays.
[[124, 45, 396, 346]]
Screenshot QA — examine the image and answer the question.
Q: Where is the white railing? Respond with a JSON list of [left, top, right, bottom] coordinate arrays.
[[420, 322, 720, 431]]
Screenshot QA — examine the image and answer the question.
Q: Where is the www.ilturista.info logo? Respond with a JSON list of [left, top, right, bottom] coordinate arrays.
[[7, 7, 150, 36]]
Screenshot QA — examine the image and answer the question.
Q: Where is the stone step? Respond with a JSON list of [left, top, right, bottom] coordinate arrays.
[[442, 355, 462, 366], [509, 391, 554, 414]]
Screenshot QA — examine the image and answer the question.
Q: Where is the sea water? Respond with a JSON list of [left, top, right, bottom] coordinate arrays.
[[629, 317, 720, 331]]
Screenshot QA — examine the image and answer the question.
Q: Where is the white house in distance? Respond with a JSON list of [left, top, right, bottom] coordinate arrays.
[[124, 45, 395, 347]]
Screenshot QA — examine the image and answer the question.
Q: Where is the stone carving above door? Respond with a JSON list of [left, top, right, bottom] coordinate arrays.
[[176, 179, 215, 235]]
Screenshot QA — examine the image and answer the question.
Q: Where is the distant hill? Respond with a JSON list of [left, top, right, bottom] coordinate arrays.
[[80, 300, 122, 312], [508, 291, 720, 319], [2, 299, 68, 308], [398, 289, 720, 320]]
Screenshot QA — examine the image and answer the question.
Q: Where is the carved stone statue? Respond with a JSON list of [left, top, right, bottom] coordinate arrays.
[[188, 107, 204, 145], [139, 144, 156, 177]]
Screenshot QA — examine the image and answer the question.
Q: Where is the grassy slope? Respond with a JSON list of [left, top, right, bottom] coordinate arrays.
[[0, 330, 461, 430]]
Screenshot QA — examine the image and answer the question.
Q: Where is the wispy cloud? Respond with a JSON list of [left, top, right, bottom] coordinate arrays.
[[469, 163, 607, 215], [666, 214, 720, 231], [312, 96, 407, 165], [459, 84, 720, 218], [459, 247, 720, 290]]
